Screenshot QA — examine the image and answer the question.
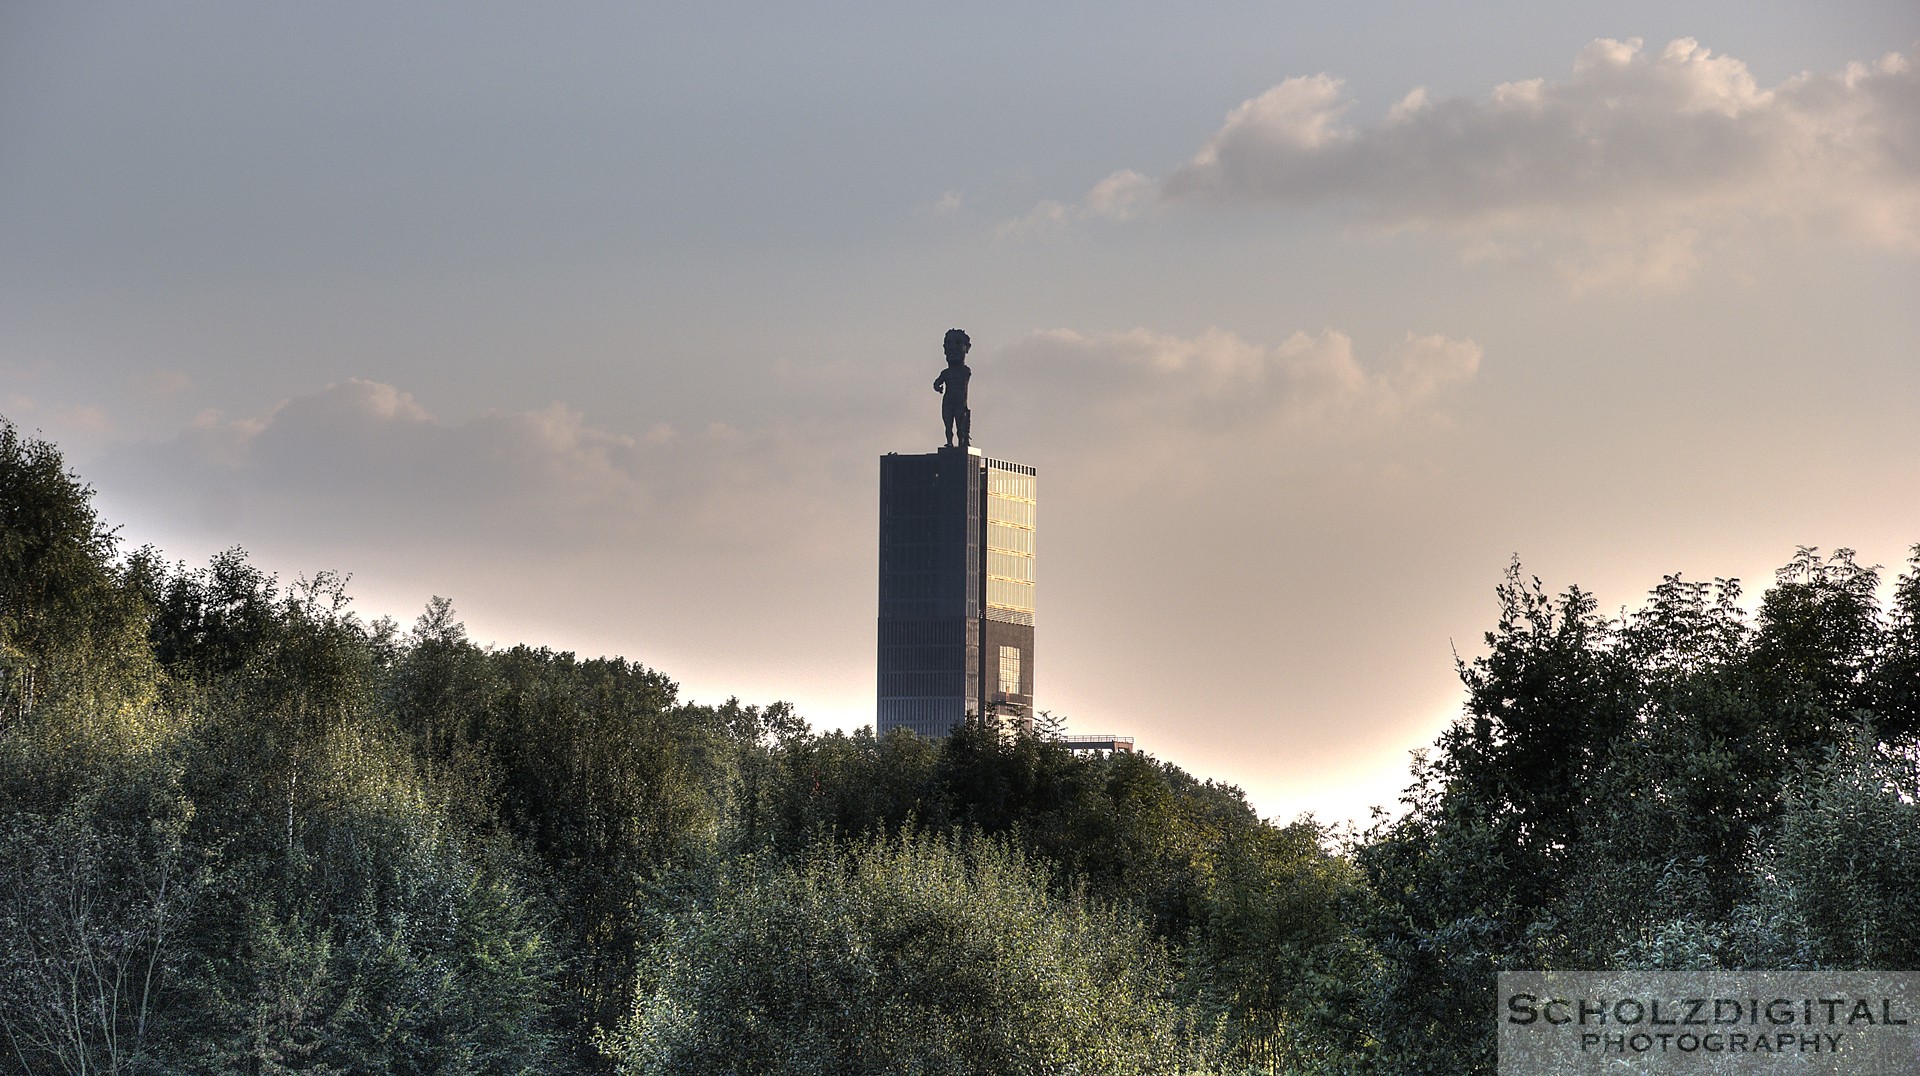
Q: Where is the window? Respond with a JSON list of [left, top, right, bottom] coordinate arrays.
[[987, 496, 1034, 529], [998, 646, 1021, 698], [987, 578, 1034, 612]]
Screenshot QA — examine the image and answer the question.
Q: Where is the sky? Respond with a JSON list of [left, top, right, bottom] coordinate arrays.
[[3, 2, 1916, 826]]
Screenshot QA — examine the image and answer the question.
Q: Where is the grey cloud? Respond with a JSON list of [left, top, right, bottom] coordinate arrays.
[[996, 327, 1481, 440], [110, 379, 849, 558], [1043, 39, 1920, 281], [101, 326, 1478, 567]]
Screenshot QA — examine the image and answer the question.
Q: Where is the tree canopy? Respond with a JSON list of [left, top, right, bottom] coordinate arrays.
[[3, 416, 1916, 1075]]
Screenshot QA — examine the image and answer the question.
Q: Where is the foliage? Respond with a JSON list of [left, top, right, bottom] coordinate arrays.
[[0, 748, 195, 1074], [602, 830, 1213, 1076], [8, 416, 1920, 1074], [1359, 547, 1920, 1074]]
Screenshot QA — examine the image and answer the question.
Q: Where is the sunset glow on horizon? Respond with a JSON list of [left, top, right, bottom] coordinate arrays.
[[4, 2, 1915, 824]]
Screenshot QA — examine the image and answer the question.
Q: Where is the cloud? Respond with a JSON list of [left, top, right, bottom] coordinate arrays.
[[80, 337, 1481, 762], [1, 396, 115, 448], [1084, 170, 1155, 221], [998, 170, 1154, 238], [1029, 39, 1920, 282], [997, 201, 1070, 240], [995, 327, 1481, 442], [113, 379, 849, 558], [99, 326, 1479, 567]]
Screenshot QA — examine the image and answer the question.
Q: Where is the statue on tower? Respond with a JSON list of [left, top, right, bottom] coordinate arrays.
[[934, 328, 972, 448]]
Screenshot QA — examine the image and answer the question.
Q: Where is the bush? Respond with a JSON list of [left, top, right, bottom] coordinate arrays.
[[603, 830, 1215, 1075]]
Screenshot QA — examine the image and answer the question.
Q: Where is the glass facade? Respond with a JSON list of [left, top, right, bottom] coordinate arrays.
[[983, 461, 1035, 626], [878, 448, 1035, 739], [877, 449, 982, 738]]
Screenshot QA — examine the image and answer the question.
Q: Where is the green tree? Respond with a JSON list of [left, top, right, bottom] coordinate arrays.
[[1184, 819, 1377, 1075], [1359, 548, 1920, 1073], [0, 419, 159, 738], [603, 830, 1215, 1075], [173, 721, 558, 1074], [1747, 728, 1920, 967], [1870, 547, 1920, 738], [0, 750, 196, 1075]]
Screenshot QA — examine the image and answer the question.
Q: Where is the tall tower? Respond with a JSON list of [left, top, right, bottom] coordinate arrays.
[[877, 446, 1036, 737]]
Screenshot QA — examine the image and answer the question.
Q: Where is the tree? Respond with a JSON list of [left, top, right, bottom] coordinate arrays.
[[0, 419, 157, 734], [1744, 547, 1884, 752], [0, 752, 195, 1075], [1359, 547, 1920, 1073], [1871, 547, 1920, 739], [1748, 729, 1920, 967], [1185, 819, 1377, 1075], [603, 831, 1214, 1075]]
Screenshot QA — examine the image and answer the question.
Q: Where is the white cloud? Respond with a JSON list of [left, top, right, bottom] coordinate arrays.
[[1027, 39, 1920, 283], [1186, 74, 1353, 167], [997, 199, 1074, 240], [1387, 87, 1430, 124], [1084, 169, 1155, 221], [998, 170, 1155, 238]]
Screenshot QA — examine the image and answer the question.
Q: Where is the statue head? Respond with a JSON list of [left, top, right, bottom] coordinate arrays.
[[943, 328, 971, 363]]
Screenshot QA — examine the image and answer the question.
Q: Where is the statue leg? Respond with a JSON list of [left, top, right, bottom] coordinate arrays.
[[959, 408, 971, 448]]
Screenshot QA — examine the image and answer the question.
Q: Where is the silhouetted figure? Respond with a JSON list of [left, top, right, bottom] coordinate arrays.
[[934, 328, 972, 448]]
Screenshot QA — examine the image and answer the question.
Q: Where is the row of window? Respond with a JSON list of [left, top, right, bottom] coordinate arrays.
[[881, 554, 965, 578], [878, 646, 971, 671], [875, 619, 969, 644], [987, 550, 1034, 583], [987, 472, 1036, 500], [987, 522, 1034, 555], [879, 664, 1024, 698], [987, 577, 1035, 612], [878, 671, 969, 695], [987, 496, 1034, 528], [881, 525, 974, 547], [880, 573, 964, 599], [882, 599, 977, 618], [877, 698, 967, 738]]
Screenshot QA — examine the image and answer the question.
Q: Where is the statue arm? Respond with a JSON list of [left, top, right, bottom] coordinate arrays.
[[933, 370, 946, 392]]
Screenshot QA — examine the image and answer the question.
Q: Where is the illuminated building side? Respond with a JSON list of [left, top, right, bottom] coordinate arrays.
[[877, 446, 1036, 738], [980, 457, 1035, 732]]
